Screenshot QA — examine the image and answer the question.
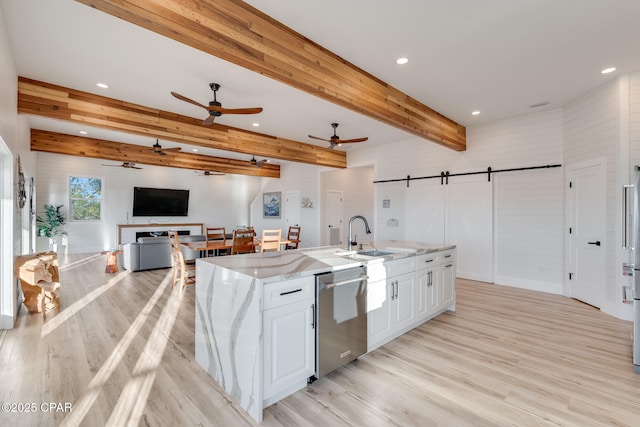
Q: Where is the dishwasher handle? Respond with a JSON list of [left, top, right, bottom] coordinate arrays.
[[322, 275, 369, 289]]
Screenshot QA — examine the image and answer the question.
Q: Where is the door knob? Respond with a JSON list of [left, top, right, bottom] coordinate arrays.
[[587, 241, 601, 246]]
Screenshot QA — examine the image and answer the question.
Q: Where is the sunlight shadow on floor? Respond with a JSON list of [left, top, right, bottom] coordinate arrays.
[[40, 269, 131, 338], [57, 253, 103, 272], [59, 272, 173, 427], [107, 280, 185, 424]]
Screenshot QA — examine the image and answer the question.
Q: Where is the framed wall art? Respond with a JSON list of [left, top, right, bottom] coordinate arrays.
[[263, 192, 281, 218]]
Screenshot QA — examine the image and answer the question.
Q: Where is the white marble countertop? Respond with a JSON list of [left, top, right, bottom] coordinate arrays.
[[197, 240, 455, 283]]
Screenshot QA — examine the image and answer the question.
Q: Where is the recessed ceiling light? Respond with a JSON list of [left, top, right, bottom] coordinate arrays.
[[601, 67, 616, 74], [79, 130, 87, 135], [252, 123, 260, 127], [396, 57, 409, 65], [471, 111, 480, 116], [96, 82, 109, 89]]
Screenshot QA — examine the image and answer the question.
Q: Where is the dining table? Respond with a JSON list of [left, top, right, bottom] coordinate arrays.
[[182, 238, 291, 256]]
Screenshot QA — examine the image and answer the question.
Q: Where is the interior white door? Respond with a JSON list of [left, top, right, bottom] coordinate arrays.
[[406, 180, 445, 244], [326, 190, 343, 246], [285, 191, 300, 229], [446, 177, 493, 282], [569, 162, 606, 307]]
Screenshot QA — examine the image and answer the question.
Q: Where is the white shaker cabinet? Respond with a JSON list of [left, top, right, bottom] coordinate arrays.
[[367, 257, 417, 352], [371, 248, 456, 352], [262, 277, 315, 406]]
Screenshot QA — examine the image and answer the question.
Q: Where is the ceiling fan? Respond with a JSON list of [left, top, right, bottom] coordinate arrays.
[[250, 155, 270, 167], [308, 123, 368, 149], [101, 162, 143, 169], [149, 139, 181, 155], [171, 83, 263, 125], [195, 170, 225, 176]]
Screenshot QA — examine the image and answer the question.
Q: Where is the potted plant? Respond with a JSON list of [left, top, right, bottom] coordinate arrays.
[[36, 204, 67, 252]]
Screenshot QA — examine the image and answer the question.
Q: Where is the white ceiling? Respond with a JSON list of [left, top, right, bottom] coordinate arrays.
[[2, 0, 640, 164]]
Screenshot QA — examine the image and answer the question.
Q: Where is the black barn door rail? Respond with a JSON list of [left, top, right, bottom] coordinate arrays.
[[373, 164, 562, 187]]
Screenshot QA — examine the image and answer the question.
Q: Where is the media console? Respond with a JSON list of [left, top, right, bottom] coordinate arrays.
[[116, 223, 204, 245]]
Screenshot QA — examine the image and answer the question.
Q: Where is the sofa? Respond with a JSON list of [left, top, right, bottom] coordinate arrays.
[[121, 235, 206, 272]]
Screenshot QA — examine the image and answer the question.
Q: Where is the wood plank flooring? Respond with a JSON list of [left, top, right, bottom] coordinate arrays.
[[1, 253, 639, 426]]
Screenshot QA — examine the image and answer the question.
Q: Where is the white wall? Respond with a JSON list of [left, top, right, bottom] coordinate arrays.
[[0, 6, 35, 328], [349, 109, 565, 294], [320, 165, 374, 248], [563, 79, 627, 319], [250, 162, 331, 249], [35, 153, 263, 253]]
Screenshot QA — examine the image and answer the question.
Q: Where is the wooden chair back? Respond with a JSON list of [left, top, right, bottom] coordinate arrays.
[[206, 227, 227, 256], [286, 226, 301, 250], [260, 229, 282, 253], [231, 229, 255, 255], [168, 231, 196, 289], [206, 227, 226, 243]]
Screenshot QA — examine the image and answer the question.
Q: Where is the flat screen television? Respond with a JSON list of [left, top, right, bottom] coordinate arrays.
[[132, 187, 190, 217]]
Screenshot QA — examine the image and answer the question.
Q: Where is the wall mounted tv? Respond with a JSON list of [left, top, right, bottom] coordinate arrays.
[[132, 187, 190, 217]]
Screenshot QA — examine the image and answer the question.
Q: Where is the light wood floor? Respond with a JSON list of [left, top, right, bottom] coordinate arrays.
[[1, 253, 639, 426]]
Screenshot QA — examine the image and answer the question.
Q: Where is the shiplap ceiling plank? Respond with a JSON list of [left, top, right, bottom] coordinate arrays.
[[18, 77, 346, 169], [74, 0, 466, 151]]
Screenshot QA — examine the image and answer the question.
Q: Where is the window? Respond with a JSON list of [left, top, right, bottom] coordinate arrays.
[[69, 176, 102, 221]]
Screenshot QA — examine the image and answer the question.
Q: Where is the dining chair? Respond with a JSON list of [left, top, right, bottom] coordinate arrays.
[[206, 226, 228, 256], [231, 229, 255, 255], [168, 231, 196, 290], [286, 226, 301, 250], [260, 229, 282, 253]]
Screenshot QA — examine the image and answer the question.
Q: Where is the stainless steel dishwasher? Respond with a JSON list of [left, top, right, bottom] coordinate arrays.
[[315, 266, 368, 378]]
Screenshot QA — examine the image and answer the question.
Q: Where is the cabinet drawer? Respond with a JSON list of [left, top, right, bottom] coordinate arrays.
[[440, 250, 455, 265], [415, 253, 440, 269], [384, 257, 416, 277], [263, 276, 314, 310]]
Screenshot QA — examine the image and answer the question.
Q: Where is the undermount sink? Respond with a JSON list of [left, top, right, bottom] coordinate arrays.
[[357, 250, 394, 257]]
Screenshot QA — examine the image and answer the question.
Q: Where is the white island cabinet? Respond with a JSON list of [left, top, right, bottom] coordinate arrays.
[[262, 277, 315, 406], [194, 243, 455, 423]]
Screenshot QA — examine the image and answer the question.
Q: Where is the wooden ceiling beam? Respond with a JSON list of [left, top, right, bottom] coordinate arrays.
[[18, 77, 346, 169], [31, 129, 281, 178], [74, 0, 466, 151]]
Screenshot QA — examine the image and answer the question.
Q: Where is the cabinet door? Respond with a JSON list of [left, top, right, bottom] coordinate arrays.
[[393, 272, 416, 332], [416, 269, 429, 322], [439, 262, 455, 310], [263, 299, 315, 400], [367, 279, 393, 351], [427, 268, 439, 315]]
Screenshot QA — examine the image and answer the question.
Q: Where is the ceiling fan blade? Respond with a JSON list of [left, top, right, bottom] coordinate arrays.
[[101, 164, 119, 167], [203, 115, 216, 125], [212, 106, 263, 115], [308, 135, 332, 143], [337, 137, 369, 144], [161, 147, 182, 152], [171, 91, 209, 110]]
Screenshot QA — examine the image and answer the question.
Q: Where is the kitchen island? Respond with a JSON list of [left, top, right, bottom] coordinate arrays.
[[194, 241, 456, 422]]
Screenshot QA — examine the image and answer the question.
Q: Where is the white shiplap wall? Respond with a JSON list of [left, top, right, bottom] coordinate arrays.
[[36, 153, 262, 253], [319, 166, 375, 247], [249, 162, 332, 249], [630, 72, 640, 167], [349, 108, 565, 293]]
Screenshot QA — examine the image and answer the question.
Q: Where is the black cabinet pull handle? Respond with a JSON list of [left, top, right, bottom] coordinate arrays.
[[280, 288, 302, 296], [587, 241, 601, 246]]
